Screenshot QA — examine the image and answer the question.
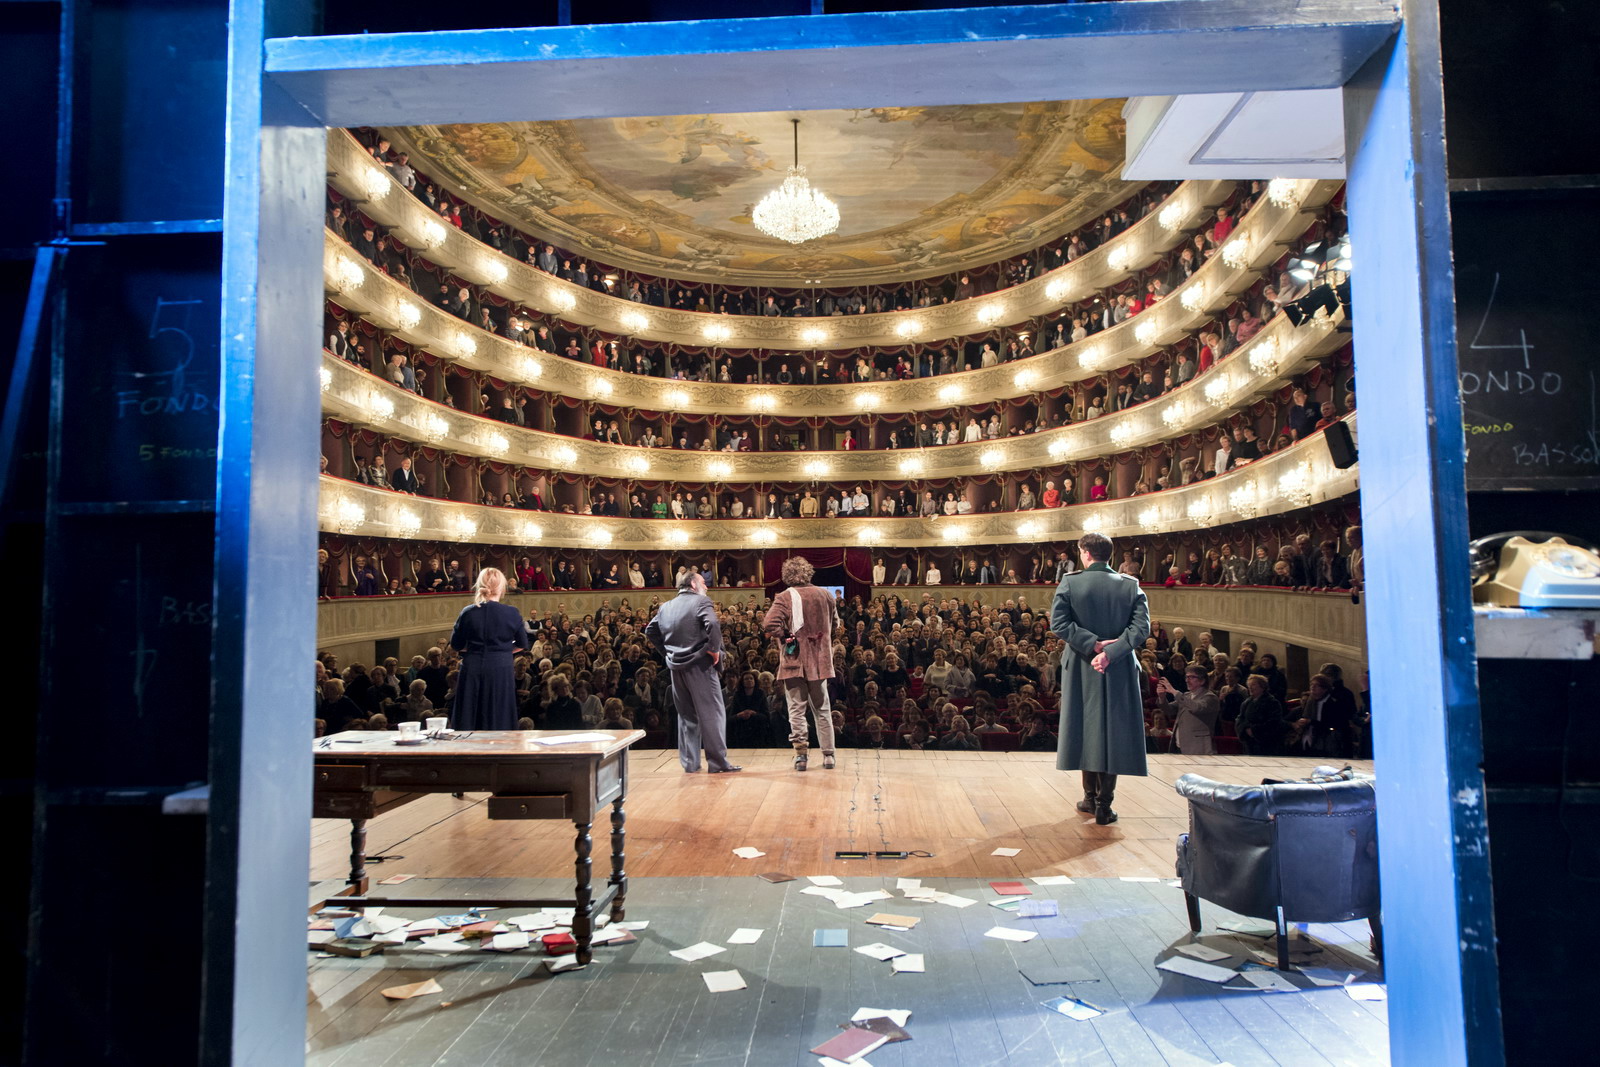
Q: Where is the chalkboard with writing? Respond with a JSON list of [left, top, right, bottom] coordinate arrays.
[[1453, 190, 1600, 490]]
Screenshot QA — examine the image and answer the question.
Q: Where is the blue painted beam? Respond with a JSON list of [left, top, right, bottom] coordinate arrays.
[[265, 0, 1399, 127]]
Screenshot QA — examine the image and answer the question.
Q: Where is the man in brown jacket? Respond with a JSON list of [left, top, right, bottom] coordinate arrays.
[[762, 556, 840, 771]]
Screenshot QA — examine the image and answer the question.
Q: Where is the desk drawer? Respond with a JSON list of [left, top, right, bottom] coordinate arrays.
[[315, 764, 367, 790], [487, 794, 569, 819], [372, 761, 485, 788]]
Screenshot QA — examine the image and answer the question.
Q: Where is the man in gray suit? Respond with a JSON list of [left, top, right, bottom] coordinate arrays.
[[645, 571, 741, 774], [1050, 531, 1151, 824]]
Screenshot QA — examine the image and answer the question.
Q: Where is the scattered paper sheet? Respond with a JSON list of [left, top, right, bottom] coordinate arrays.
[[1346, 983, 1388, 1002], [669, 941, 726, 962], [808, 875, 844, 886], [1043, 996, 1103, 1021], [802, 886, 847, 901], [381, 979, 443, 1000], [813, 929, 849, 948], [866, 913, 920, 928], [854, 943, 906, 961], [850, 1008, 912, 1027], [307, 930, 335, 946], [1018, 900, 1059, 919], [491, 932, 530, 951], [1119, 876, 1162, 883], [1021, 967, 1098, 986], [891, 953, 925, 974], [896, 878, 921, 890], [589, 927, 636, 945], [845, 1017, 912, 1043], [507, 914, 556, 932], [1218, 919, 1277, 937], [817, 1059, 866, 1067], [374, 930, 410, 945], [544, 955, 586, 973], [1299, 966, 1357, 987], [834, 893, 879, 910], [528, 732, 618, 745], [1176, 942, 1233, 962], [727, 928, 764, 945], [989, 881, 1031, 896], [933, 893, 978, 909], [616, 921, 650, 931], [419, 936, 472, 953], [732, 847, 766, 859], [1157, 956, 1239, 983], [989, 896, 1026, 911], [702, 969, 747, 993], [984, 926, 1039, 943], [991, 847, 1022, 857], [377, 874, 415, 885], [1237, 969, 1300, 993], [1031, 875, 1075, 886], [405, 918, 450, 933]]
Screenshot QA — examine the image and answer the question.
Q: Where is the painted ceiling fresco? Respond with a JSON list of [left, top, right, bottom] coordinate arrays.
[[382, 99, 1130, 285]]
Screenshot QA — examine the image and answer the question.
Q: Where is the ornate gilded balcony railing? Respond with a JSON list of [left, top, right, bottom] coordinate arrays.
[[320, 308, 1346, 481], [328, 129, 1237, 350], [318, 413, 1357, 549], [324, 179, 1337, 418]]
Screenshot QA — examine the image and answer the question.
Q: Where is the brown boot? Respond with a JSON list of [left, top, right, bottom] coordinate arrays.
[[1075, 771, 1099, 814], [793, 743, 809, 772]]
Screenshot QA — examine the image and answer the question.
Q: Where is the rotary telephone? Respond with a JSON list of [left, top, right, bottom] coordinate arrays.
[[1468, 531, 1600, 607]]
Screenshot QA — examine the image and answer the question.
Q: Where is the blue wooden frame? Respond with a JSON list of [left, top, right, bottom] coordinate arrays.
[[224, 2, 1498, 1063]]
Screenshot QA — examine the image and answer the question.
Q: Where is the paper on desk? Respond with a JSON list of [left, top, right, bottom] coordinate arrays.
[[854, 943, 906, 961], [380, 979, 443, 1000], [891, 953, 925, 974], [528, 732, 617, 745], [1157, 956, 1239, 983], [1031, 875, 1075, 886], [851, 1008, 912, 1027], [491, 931, 531, 951], [984, 926, 1039, 943], [702, 969, 747, 993], [807, 875, 844, 886], [991, 847, 1022, 857], [732, 847, 766, 859], [669, 941, 725, 962], [727, 928, 764, 945], [1346, 983, 1388, 1002], [1176, 942, 1233, 962]]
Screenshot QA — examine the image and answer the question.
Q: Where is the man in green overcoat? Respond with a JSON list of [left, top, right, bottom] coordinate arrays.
[[1050, 531, 1151, 824]]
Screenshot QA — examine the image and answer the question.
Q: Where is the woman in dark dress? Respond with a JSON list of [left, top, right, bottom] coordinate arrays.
[[448, 568, 530, 730]]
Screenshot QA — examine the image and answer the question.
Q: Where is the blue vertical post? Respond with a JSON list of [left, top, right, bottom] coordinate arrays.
[[1343, 11, 1504, 1067]]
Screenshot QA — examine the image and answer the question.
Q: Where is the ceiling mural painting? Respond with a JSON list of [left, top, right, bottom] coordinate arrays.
[[382, 99, 1131, 285]]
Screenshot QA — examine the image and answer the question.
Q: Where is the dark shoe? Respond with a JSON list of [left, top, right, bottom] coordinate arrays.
[[708, 765, 742, 774], [682, 768, 701, 774], [1095, 774, 1118, 824], [1094, 805, 1119, 825], [794, 754, 808, 771], [822, 753, 836, 770], [1075, 771, 1098, 814]]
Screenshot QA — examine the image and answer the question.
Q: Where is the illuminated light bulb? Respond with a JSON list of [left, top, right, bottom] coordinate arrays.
[[520, 520, 543, 542], [625, 453, 650, 475], [1187, 498, 1214, 525], [1080, 512, 1105, 534], [551, 288, 577, 312], [855, 393, 879, 411], [751, 393, 776, 412], [369, 392, 395, 420], [937, 384, 964, 405], [333, 255, 365, 292], [358, 167, 390, 201], [423, 413, 449, 443], [703, 323, 732, 343], [857, 527, 882, 544], [334, 498, 366, 534], [586, 527, 613, 546], [1108, 246, 1131, 272], [1013, 369, 1036, 391], [319, 366, 332, 392], [483, 431, 509, 456], [1180, 288, 1205, 312], [1158, 203, 1187, 231], [1080, 346, 1108, 371], [979, 447, 1004, 470], [894, 318, 920, 339], [1047, 437, 1070, 460], [1221, 238, 1250, 269], [1229, 483, 1260, 518], [420, 220, 447, 248], [801, 327, 828, 346], [520, 356, 542, 380], [1138, 506, 1162, 531], [668, 528, 690, 546], [753, 527, 777, 545], [1045, 278, 1070, 303], [898, 456, 924, 476], [554, 445, 578, 467], [1109, 422, 1136, 447], [976, 304, 1004, 326], [1266, 178, 1301, 209], [1016, 519, 1041, 540], [451, 514, 478, 541], [708, 459, 734, 480], [1134, 321, 1158, 347], [803, 459, 829, 479], [482, 260, 508, 285], [621, 310, 648, 333], [1249, 336, 1284, 376], [591, 377, 614, 398], [396, 302, 421, 330], [664, 389, 691, 409], [1162, 400, 1190, 427], [394, 509, 422, 538], [453, 331, 477, 357], [1278, 464, 1312, 506], [1204, 374, 1234, 404]]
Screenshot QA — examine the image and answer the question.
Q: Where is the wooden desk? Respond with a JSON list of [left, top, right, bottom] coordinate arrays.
[[312, 729, 645, 964]]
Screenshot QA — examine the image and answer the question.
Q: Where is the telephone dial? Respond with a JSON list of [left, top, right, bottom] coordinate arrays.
[[1468, 531, 1600, 607]]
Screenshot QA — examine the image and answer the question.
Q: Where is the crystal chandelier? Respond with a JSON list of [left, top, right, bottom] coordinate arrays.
[[752, 118, 840, 245]]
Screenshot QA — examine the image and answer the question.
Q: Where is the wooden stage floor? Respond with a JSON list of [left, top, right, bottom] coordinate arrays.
[[307, 753, 1387, 1067], [309, 751, 1376, 883]]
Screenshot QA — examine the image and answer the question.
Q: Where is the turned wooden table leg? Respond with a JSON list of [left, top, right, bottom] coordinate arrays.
[[608, 797, 628, 922], [572, 820, 594, 965], [347, 818, 370, 896]]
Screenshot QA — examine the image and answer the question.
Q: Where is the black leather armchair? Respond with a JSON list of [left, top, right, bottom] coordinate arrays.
[[1174, 765, 1381, 969]]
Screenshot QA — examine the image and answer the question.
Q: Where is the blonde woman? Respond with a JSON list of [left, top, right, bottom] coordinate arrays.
[[447, 567, 530, 730]]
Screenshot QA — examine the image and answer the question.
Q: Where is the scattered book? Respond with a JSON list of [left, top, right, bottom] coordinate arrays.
[[758, 872, 796, 884], [1031, 875, 1075, 886], [989, 881, 1031, 896], [732, 847, 766, 860], [1017, 900, 1059, 919], [321, 938, 384, 958], [810, 1028, 888, 1063], [380, 979, 443, 1000], [983, 926, 1039, 943], [1043, 996, 1103, 1021], [865, 913, 920, 929], [1156, 956, 1238, 983], [853, 943, 906, 962], [813, 929, 849, 948], [377, 874, 415, 885], [842, 1016, 912, 1042], [890, 953, 925, 974]]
